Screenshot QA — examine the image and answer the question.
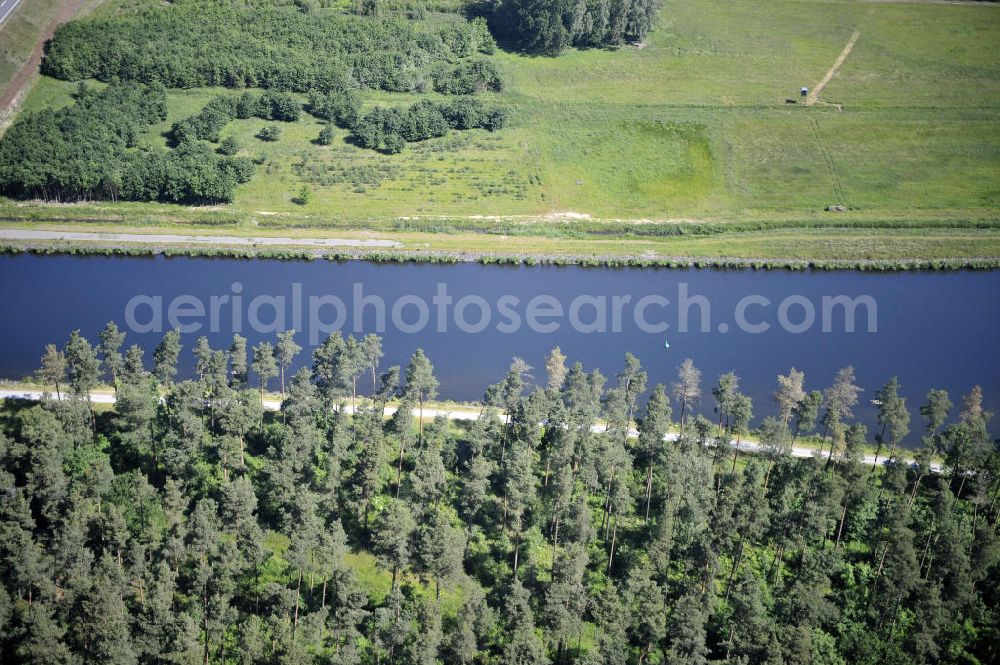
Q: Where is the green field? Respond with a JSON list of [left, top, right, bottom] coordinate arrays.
[[3, 0, 1000, 261]]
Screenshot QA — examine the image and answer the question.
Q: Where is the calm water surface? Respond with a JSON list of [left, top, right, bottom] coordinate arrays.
[[1, 254, 997, 445]]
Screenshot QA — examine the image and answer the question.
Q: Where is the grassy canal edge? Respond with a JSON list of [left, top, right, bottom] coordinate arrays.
[[2, 218, 1000, 271]]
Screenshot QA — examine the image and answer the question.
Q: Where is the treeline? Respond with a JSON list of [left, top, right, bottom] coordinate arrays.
[[349, 99, 508, 153], [306, 89, 508, 153], [0, 84, 254, 204], [1, 326, 997, 664], [174, 87, 509, 156], [42, 3, 497, 93], [490, 0, 662, 54], [168, 91, 302, 145]]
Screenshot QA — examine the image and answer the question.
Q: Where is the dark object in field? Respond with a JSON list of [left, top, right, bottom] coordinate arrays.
[[785, 99, 798, 104]]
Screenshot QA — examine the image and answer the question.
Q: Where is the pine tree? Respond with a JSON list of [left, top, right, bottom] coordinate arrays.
[[446, 584, 495, 664], [545, 346, 568, 391], [404, 348, 439, 444], [416, 507, 466, 601], [251, 341, 277, 424], [501, 578, 548, 665], [192, 336, 212, 382], [275, 329, 302, 398], [98, 321, 126, 387], [312, 332, 349, 408], [153, 329, 182, 387], [672, 358, 701, 428], [591, 580, 629, 665], [361, 333, 384, 392], [504, 440, 537, 574], [624, 562, 666, 664], [349, 406, 386, 530], [775, 368, 806, 428], [70, 556, 138, 665], [37, 343, 67, 399], [64, 330, 100, 397], [870, 377, 911, 470], [407, 597, 443, 665], [371, 499, 416, 591], [408, 417, 449, 511], [664, 591, 707, 665], [229, 334, 249, 389], [15, 601, 74, 664], [542, 541, 587, 659], [820, 366, 863, 455]]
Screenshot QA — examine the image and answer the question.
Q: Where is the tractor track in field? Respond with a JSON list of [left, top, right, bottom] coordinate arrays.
[[809, 116, 848, 206]]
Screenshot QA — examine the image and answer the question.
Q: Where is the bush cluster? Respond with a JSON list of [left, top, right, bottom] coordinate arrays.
[[305, 88, 363, 128], [305, 87, 508, 153], [432, 59, 504, 94], [169, 91, 300, 145], [351, 99, 509, 153]]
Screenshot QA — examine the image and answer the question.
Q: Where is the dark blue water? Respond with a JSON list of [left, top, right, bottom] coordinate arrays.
[[1, 254, 997, 445]]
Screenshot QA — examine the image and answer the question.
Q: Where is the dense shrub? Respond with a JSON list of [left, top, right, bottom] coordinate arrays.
[[217, 136, 241, 155], [432, 59, 504, 94], [437, 16, 497, 55], [257, 125, 282, 142], [305, 88, 362, 128], [0, 83, 253, 203], [263, 91, 302, 121], [399, 100, 451, 141], [440, 97, 509, 131], [439, 96, 489, 128], [316, 124, 335, 145], [233, 91, 302, 121]]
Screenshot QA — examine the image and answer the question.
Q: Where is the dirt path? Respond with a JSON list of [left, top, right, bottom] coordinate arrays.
[[0, 0, 88, 124], [805, 30, 861, 106]]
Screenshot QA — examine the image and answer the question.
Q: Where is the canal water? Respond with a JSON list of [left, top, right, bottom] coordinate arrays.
[[1, 254, 997, 444]]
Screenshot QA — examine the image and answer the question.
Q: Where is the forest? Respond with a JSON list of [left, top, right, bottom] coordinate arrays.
[[0, 84, 255, 204], [0, 325, 997, 664], [489, 0, 662, 54], [40, 3, 497, 92]]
